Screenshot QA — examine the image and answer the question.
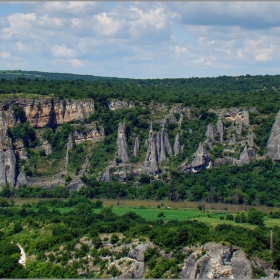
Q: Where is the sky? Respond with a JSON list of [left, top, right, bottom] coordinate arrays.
[[0, 1, 280, 79]]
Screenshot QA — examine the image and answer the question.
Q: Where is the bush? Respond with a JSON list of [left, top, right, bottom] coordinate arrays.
[[248, 208, 264, 226], [226, 214, 234, 220], [110, 234, 119, 244]]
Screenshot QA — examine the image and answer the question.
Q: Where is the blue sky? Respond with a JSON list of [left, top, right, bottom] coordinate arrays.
[[0, 1, 280, 79]]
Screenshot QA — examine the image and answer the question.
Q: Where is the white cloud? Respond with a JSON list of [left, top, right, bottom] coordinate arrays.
[[50, 45, 76, 58], [255, 46, 274, 62], [0, 2, 280, 78], [93, 12, 124, 37], [70, 59, 83, 67], [0, 51, 11, 58]]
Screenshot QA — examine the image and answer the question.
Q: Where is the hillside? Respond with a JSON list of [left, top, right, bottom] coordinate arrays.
[[0, 198, 279, 278], [0, 74, 280, 206]]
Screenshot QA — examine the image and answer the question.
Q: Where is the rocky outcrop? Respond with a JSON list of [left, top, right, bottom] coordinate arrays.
[[65, 135, 73, 170], [0, 110, 17, 187], [13, 139, 28, 160], [142, 127, 172, 175], [178, 143, 211, 173], [73, 127, 104, 144], [117, 123, 129, 163], [99, 163, 134, 182], [267, 111, 280, 160], [16, 171, 27, 188], [173, 132, 181, 156], [108, 100, 135, 111], [206, 124, 217, 149], [217, 108, 250, 125], [180, 242, 253, 279], [99, 168, 111, 182], [0, 149, 17, 188], [1, 98, 95, 128], [142, 131, 159, 175], [134, 136, 140, 156], [237, 146, 255, 166], [128, 244, 150, 262], [216, 119, 224, 143]]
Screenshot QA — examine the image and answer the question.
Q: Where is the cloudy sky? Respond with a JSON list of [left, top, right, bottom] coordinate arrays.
[[0, 1, 280, 79]]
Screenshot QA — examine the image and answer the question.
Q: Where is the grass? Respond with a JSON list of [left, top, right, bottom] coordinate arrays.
[[101, 207, 210, 221]]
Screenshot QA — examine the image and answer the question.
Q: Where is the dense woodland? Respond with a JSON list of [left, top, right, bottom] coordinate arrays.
[[1, 72, 280, 114]]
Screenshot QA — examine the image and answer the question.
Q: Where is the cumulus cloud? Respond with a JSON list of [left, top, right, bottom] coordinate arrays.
[[50, 45, 76, 58], [0, 51, 11, 58], [0, 2, 280, 78]]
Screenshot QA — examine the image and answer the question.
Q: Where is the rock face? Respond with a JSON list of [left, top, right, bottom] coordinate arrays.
[[142, 132, 159, 175], [65, 135, 73, 170], [108, 100, 135, 111], [142, 127, 172, 175], [2, 98, 95, 128], [134, 136, 140, 156], [178, 143, 211, 173], [180, 242, 253, 279], [173, 132, 181, 156], [267, 110, 280, 160], [73, 127, 104, 144], [206, 124, 217, 150], [128, 244, 150, 262], [237, 146, 256, 166], [216, 119, 224, 143], [0, 110, 17, 188], [13, 139, 28, 160], [117, 123, 129, 163]]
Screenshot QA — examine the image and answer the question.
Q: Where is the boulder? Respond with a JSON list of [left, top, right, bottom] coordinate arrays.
[[128, 244, 150, 262]]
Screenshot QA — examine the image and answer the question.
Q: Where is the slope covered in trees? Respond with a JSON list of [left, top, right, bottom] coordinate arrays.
[[0, 72, 280, 207]]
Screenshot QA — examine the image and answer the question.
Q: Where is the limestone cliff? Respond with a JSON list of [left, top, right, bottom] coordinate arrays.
[[0, 110, 17, 188], [73, 126, 104, 144], [2, 98, 95, 128], [108, 100, 135, 111]]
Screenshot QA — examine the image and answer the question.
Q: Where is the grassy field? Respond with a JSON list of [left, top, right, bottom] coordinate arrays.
[[97, 206, 219, 221], [54, 205, 280, 229]]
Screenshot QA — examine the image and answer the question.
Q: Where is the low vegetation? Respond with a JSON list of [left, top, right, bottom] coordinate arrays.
[[1, 198, 280, 278]]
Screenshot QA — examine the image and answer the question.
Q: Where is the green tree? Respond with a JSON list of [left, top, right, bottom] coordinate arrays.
[[248, 208, 264, 226]]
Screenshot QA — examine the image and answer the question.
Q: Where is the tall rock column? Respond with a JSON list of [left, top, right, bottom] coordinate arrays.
[[0, 110, 17, 188], [133, 136, 140, 156], [173, 132, 181, 156], [267, 110, 280, 160], [142, 131, 159, 175], [117, 123, 129, 163]]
